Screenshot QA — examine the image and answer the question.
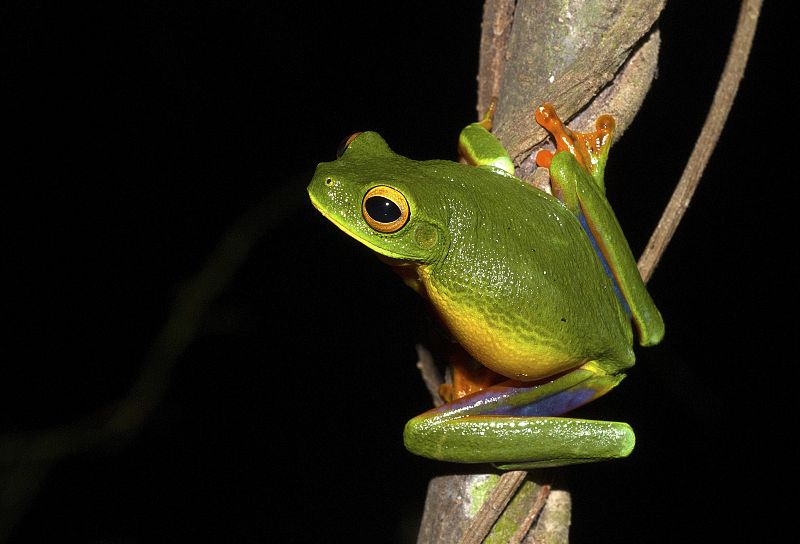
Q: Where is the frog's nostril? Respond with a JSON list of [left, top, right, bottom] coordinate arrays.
[[325, 177, 335, 186]]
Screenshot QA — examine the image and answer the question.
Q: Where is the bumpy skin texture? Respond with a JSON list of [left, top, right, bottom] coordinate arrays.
[[308, 123, 660, 468], [310, 132, 634, 381]]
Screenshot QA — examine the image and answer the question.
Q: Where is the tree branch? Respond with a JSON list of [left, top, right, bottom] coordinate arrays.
[[637, 0, 762, 281]]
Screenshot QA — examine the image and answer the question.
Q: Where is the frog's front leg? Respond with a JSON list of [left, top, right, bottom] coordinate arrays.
[[457, 98, 515, 175], [403, 362, 634, 469]]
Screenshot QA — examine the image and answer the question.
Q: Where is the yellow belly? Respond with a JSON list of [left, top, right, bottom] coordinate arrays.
[[421, 268, 584, 381]]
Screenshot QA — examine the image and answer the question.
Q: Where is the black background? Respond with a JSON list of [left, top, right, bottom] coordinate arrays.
[[5, 2, 788, 542]]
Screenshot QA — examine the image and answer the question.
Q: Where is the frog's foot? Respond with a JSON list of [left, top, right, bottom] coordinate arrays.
[[404, 363, 634, 469], [438, 347, 504, 403], [534, 103, 615, 189]]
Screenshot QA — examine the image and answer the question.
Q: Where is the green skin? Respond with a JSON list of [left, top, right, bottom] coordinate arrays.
[[308, 118, 664, 469]]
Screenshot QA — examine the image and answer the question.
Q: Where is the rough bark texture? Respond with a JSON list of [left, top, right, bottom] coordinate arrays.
[[492, 0, 665, 167], [417, 473, 562, 544], [418, 1, 665, 542]]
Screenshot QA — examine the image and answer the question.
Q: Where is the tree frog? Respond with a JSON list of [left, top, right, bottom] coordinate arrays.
[[307, 103, 664, 469]]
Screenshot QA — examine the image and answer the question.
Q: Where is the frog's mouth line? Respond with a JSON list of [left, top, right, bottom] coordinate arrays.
[[307, 191, 332, 222], [308, 191, 396, 258]]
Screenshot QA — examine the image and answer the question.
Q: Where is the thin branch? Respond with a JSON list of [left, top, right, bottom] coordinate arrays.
[[509, 484, 550, 544], [528, 490, 571, 543], [637, 0, 762, 281], [415, 344, 445, 407], [459, 471, 528, 544]]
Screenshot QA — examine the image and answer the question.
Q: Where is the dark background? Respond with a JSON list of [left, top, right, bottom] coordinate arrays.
[[5, 2, 787, 542]]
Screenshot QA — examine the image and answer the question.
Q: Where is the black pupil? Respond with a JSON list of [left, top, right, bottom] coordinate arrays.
[[365, 196, 401, 223]]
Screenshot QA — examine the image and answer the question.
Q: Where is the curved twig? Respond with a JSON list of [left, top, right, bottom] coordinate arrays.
[[637, 0, 762, 281]]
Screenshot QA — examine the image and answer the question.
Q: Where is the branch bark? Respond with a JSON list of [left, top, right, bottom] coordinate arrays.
[[420, 1, 663, 541], [491, 0, 665, 166], [418, 0, 762, 542]]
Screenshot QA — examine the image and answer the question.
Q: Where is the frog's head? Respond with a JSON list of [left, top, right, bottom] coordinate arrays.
[[308, 131, 448, 265]]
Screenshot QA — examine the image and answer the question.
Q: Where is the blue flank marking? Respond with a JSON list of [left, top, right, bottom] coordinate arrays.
[[486, 388, 597, 417], [578, 212, 631, 317]]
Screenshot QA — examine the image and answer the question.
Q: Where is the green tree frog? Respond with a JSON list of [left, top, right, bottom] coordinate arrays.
[[307, 103, 664, 469]]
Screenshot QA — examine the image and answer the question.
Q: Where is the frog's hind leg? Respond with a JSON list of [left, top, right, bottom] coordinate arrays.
[[403, 363, 634, 469]]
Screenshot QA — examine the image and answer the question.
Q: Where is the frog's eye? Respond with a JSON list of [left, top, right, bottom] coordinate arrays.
[[362, 185, 410, 233], [336, 132, 363, 158]]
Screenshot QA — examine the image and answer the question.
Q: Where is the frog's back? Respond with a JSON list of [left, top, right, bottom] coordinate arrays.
[[417, 161, 635, 380]]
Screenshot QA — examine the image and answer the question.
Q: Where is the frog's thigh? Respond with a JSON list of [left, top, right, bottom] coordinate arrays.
[[404, 366, 633, 468]]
